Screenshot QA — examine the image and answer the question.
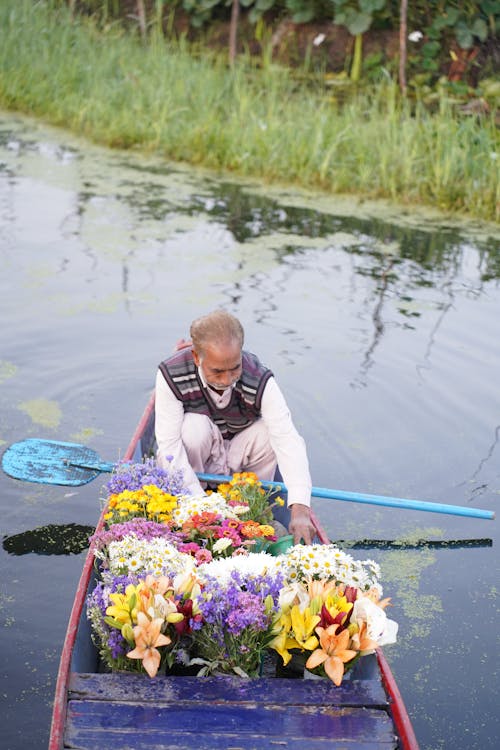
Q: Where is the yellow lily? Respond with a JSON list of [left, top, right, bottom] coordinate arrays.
[[290, 604, 321, 650], [268, 612, 294, 665], [106, 584, 138, 626]]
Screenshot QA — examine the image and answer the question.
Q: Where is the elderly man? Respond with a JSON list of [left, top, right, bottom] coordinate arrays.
[[155, 309, 316, 544]]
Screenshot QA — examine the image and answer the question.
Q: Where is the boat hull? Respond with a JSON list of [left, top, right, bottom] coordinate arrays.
[[49, 392, 419, 749]]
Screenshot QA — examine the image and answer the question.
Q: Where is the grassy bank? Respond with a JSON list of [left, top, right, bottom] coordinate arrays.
[[1, 0, 498, 222]]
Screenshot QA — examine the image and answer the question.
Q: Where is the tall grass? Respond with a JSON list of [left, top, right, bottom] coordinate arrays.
[[1, 0, 498, 221]]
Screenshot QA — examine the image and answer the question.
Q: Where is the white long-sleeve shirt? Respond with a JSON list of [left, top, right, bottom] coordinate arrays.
[[155, 368, 312, 507]]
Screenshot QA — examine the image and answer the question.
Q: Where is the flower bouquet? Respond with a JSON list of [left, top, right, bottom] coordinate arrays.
[[269, 544, 398, 685], [216, 471, 285, 527], [87, 570, 201, 676], [86, 459, 398, 684], [188, 555, 284, 677]]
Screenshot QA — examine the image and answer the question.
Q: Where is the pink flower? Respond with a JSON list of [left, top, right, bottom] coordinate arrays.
[[195, 548, 213, 564], [179, 542, 201, 556]]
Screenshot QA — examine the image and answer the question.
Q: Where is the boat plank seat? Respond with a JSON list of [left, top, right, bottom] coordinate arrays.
[[65, 673, 398, 749]]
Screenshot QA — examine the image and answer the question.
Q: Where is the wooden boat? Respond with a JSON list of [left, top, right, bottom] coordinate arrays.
[[48, 393, 419, 749]]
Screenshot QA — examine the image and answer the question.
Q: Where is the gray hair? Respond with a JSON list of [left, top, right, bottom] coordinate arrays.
[[190, 309, 244, 354]]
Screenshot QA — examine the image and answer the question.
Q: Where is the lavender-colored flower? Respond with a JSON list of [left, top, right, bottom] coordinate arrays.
[[105, 457, 188, 496], [226, 592, 268, 635], [89, 519, 185, 555], [108, 628, 126, 659]]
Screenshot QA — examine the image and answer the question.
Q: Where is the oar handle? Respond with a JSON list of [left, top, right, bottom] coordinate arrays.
[[64, 459, 116, 473], [196, 473, 495, 521]]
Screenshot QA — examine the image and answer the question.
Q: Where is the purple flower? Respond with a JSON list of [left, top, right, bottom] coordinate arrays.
[[108, 628, 126, 659], [105, 457, 188, 496], [89, 519, 184, 555], [226, 592, 268, 635]]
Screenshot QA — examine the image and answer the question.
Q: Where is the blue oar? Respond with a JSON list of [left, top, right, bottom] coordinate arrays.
[[1, 439, 495, 520], [197, 473, 495, 521], [1, 439, 115, 486]]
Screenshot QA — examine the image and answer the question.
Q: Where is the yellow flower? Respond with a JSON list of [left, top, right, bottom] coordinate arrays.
[[290, 605, 321, 651], [322, 590, 353, 624], [268, 612, 294, 665], [106, 584, 138, 626]]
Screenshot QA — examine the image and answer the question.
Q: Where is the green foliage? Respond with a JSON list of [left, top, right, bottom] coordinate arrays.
[[331, 0, 387, 35], [414, 0, 499, 77], [1, 0, 498, 222]]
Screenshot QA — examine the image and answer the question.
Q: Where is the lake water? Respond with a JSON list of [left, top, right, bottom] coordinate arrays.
[[1, 110, 499, 750]]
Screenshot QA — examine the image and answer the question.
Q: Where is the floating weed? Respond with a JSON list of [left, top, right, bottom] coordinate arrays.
[[0, 360, 18, 384], [380, 531, 443, 642], [18, 398, 62, 429], [71, 427, 103, 443], [3, 524, 94, 556]]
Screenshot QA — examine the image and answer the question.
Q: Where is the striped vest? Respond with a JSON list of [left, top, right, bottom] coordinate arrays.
[[158, 349, 273, 439]]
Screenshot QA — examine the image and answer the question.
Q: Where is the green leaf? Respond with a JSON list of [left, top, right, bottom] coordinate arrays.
[[455, 24, 474, 49], [347, 11, 373, 36], [104, 616, 123, 630], [471, 18, 488, 41], [421, 41, 441, 59], [444, 6, 460, 25], [291, 10, 316, 23], [257, 0, 275, 10], [480, 0, 499, 15], [360, 0, 386, 12]]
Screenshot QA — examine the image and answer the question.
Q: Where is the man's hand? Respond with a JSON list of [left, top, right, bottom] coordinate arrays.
[[288, 503, 316, 545]]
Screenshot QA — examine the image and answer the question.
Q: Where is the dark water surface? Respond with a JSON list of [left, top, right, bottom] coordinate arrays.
[[1, 111, 499, 750]]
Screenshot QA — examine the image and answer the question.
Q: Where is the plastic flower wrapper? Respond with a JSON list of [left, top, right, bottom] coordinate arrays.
[[87, 570, 201, 676], [275, 543, 381, 591], [216, 472, 285, 526], [189, 566, 284, 677]]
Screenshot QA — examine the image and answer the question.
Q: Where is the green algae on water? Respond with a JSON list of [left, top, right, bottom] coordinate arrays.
[[0, 360, 18, 384], [18, 398, 62, 429], [70, 427, 103, 443], [380, 528, 444, 641]]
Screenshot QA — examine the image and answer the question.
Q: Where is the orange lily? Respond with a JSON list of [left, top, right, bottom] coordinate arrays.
[[305, 625, 358, 686], [364, 587, 392, 609], [351, 620, 379, 653], [306, 578, 338, 601], [127, 611, 172, 677]]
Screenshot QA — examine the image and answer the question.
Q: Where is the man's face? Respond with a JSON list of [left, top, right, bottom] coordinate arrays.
[[193, 340, 242, 391]]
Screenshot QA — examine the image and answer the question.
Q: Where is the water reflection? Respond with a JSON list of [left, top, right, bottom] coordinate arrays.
[[1, 112, 499, 750], [2, 524, 490, 556], [3, 524, 94, 556]]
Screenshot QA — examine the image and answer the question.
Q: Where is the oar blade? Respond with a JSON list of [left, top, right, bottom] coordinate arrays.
[[1, 439, 102, 486]]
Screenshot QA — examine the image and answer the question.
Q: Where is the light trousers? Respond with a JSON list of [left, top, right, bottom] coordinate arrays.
[[181, 413, 277, 481]]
